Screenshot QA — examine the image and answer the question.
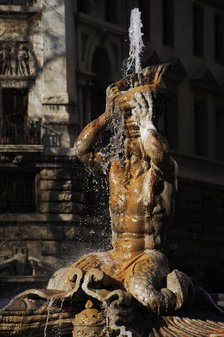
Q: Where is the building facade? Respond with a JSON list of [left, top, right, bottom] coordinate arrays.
[[0, 0, 224, 303]]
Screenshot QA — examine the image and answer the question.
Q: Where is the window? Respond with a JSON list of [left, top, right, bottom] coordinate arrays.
[[2, 88, 28, 125], [0, 173, 36, 213], [139, 0, 150, 38], [216, 107, 224, 160], [215, 14, 224, 64], [164, 91, 178, 150], [162, 0, 174, 47], [1, 89, 28, 144], [77, 0, 90, 14], [105, 0, 118, 24], [193, 4, 204, 57], [91, 47, 111, 120], [194, 99, 208, 156]]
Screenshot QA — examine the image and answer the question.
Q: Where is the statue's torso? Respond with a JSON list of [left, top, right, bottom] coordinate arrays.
[[109, 159, 174, 257]]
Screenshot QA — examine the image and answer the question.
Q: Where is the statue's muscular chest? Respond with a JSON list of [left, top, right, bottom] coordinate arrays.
[[109, 161, 146, 213]]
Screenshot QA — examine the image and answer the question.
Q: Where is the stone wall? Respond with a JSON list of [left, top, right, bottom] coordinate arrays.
[[38, 166, 85, 215]]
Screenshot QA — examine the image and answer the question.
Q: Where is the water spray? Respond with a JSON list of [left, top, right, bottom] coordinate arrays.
[[125, 8, 144, 76]]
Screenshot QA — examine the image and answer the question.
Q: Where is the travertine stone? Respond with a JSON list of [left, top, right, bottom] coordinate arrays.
[[0, 225, 98, 242], [43, 109, 77, 125], [42, 0, 67, 105], [0, 225, 62, 241], [39, 168, 84, 180], [40, 180, 74, 191], [0, 19, 30, 40], [42, 93, 70, 105], [41, 241, 59, 255], [39, 201, 85, 214], [39, 191, 83, 202]]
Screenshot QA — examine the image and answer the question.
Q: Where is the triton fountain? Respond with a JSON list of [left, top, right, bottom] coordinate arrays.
[[1, 8, 224, 337]]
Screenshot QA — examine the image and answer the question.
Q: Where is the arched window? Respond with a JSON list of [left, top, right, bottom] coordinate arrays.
[[84, 47, 112, 217], [91, 47, 111, 120], [105, 0, 118, 24], [77, 0, 90, 14]]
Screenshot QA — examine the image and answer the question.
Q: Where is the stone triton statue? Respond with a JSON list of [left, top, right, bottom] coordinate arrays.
[[49, 64, 195, 316], [1, 65, 224, 337]]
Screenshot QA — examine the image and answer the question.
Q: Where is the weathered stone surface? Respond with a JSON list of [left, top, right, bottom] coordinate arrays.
[[43, 109, 78, 124], [39, 191, 84, 202], [41, 241, 59, 256], [0, 19, 30, 40], [40, 180, 80, 191], [42, 93, 70, 105], [39, 169, 72, 180], [39, 202, 86, 214], [39, 168, 85, 180], [0, 145, 43, 153], [42, 0, 67, 102], [0, 225, 98, 242], [4, 226, 63, 240]]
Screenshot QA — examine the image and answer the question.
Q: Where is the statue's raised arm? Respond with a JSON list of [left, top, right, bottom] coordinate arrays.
[[73, 84, 121, 167], [73, 109, 110, 165], [131, 89, 177, 182]]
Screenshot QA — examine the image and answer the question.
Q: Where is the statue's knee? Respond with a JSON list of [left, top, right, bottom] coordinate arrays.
[[160, 288, 176, 314], [167, 269, 195, 310], [141, 288, 176, 316]]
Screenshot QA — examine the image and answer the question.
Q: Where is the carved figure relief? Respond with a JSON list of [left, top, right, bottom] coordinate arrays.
[[0, 42, 33, 76], [17, 45, 30, 76]]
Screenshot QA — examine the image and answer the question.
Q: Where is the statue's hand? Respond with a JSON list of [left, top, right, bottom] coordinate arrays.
[[106, 83, 120, 99], [131, 91, 155, 129], [106, 83, 121, 115]]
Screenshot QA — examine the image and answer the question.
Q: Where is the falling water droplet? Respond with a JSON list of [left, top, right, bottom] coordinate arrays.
[[57, 298, 65, 337], [44, 298, 55, 337]]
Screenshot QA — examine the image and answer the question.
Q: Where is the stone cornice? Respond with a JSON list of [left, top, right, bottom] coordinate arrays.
[[0, 275, 49, 283], [42, 93, 70, 105], [0, 5, 41, 18], [0, 145, 43, 153], [0, 75, 35, 88], [196, 0, 224, 11], [0, 213, 100, 225], [171, 150, 224, 189], [166, 58, 188, 82], [143, 50, 161, 67], [76, 13, 127, 37], [189, 68, 217, 91]]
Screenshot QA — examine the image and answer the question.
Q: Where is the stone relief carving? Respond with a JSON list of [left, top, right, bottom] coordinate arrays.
[[0, 42, 33, 76], [17, 44, 30, 76]]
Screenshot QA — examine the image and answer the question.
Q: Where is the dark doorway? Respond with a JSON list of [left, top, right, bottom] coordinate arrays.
[[91, 47, 111, 120], [84, 47, 112, 219]]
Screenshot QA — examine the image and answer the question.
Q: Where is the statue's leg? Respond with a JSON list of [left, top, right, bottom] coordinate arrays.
[[124, 250, 177, 315], [124, 251, 195, 315]]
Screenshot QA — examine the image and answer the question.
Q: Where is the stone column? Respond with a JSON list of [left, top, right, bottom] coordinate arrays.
[[41, 0, 76, 149]]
